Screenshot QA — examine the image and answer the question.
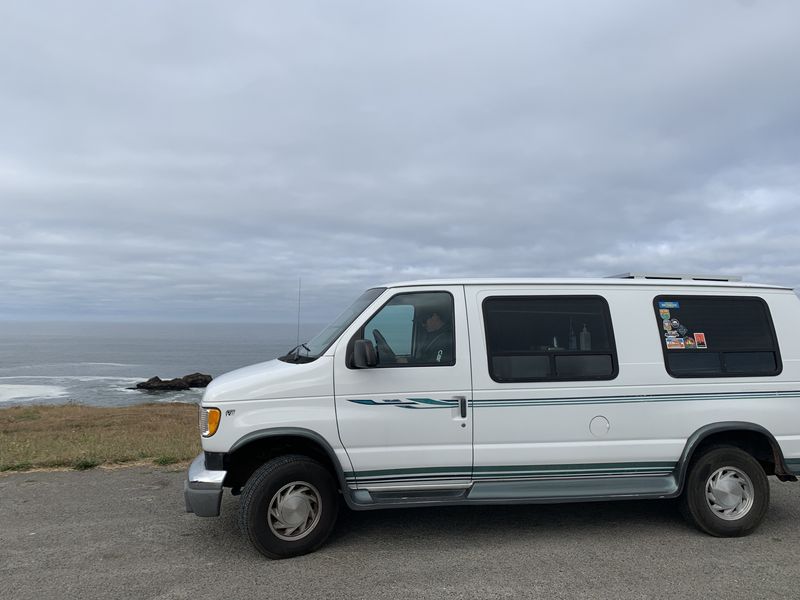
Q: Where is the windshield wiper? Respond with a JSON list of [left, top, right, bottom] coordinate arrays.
[[280, 343, 312, 363]]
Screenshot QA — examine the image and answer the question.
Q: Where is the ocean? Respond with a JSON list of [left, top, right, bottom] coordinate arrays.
[[0, 322, 322, 408]]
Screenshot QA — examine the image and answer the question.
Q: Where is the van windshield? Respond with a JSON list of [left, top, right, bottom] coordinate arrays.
[[280, 287, 386, 362]]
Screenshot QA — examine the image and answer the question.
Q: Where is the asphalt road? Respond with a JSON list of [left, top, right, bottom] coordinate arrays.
[[1, 466, 799, 600]]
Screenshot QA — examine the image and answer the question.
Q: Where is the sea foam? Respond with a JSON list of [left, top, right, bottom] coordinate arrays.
[[0, 385, 69, 403]]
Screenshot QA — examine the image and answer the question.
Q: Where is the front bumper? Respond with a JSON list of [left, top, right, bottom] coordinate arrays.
[[184, 453, 226, 517]]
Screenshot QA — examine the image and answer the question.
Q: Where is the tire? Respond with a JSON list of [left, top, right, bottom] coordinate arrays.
[[238, 455, 339, 559], [679, 445, 769, 537]]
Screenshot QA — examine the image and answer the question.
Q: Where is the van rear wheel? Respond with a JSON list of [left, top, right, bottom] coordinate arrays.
[[238, 455, 338, 559], [680, 446, 769, 537]]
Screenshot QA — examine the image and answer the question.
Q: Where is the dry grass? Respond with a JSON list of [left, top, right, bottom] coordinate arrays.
[[0, 403, 201, 472]]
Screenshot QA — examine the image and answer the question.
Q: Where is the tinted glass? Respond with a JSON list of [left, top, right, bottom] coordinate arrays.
[[666, 352, 721, 374], [492, 355, 551, 380], [555, 355, 614, 378], [654, 296, 780, 377], [724, 351, 777, 374], [364, 305, 414, 355], [483, 296, 617, 382], [656, 297, 774, 350], [362, 291, 455, 367]]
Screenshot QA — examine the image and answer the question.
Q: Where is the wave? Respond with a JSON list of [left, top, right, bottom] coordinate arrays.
[[0, 378, 202, 407], [76, 362, 138, 367], [0, 362, 138, 372], [152, 392, 202, 404], [0, 376, 146, 383], [0, 384, 69, 403], [111, 386, 140, 394]]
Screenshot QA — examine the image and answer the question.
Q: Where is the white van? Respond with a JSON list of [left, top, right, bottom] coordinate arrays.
[[184, 275, 800, 559]]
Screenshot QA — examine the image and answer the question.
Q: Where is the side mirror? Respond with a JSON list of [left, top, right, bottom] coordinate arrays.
[[353, 339, 378, 368]]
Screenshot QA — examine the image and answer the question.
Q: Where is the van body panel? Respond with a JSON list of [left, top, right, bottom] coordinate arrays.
[[199, 395, 345, 459], [333, 285, 473, 488], [199, 357, 343, 460], [203, 357, 333, 403], [466, 285, 800, 481]]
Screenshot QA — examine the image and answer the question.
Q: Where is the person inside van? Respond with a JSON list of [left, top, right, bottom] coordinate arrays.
[[413, 309, 453, 364]]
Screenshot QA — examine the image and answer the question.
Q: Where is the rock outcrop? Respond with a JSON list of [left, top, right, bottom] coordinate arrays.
[[136, 376, 190, 391], [181, 372, 213, 388], [134, 373, 213, 391]]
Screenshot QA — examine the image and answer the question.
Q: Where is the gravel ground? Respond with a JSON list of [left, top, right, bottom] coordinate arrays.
[[1, 466, 799, 600]]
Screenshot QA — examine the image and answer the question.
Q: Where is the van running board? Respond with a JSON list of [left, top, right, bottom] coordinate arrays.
[[467, 474, 678, 501], [364, 488, 469, 505], [348, 474, 678, 508]]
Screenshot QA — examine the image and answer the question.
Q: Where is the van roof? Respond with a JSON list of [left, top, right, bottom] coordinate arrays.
[[379, 278, 792, 291]]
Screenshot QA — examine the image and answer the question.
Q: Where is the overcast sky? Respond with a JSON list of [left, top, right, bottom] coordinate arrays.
[[2, 1, 799, 323]]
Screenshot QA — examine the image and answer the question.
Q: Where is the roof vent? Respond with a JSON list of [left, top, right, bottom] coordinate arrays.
[[607, 272, 742, 282]]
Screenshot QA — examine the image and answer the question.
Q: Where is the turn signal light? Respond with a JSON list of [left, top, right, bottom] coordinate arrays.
[[200, 407, 221, 437]]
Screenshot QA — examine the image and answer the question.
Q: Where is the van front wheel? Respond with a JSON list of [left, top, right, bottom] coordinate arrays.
[[238, 455, 338, 559], [680, 446, 769, 537]]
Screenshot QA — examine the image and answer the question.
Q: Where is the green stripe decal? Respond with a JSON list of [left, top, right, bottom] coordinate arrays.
[[347, 465, 472, 478], [473, 461, 675, 473], [346, 461, 676, 482]]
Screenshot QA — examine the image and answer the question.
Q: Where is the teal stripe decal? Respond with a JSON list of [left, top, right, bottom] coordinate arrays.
[[348, 397, 454, 409], [471, 390, 800, 408], [347, 391, 800, 410]]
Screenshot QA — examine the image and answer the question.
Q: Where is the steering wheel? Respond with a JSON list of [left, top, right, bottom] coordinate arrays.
[[372, 329, 397, 362]]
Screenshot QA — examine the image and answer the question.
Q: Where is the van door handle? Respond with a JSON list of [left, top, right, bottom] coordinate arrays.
[[453, 396, 467, 418]]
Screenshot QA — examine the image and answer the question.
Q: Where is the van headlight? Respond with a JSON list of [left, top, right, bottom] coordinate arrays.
[[199, 406, 221, 437]]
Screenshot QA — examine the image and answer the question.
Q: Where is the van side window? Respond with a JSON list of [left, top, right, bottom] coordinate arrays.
[[362, 292, 455, 367], [482, 296, 618, 382], [653, 296, 781, 377]]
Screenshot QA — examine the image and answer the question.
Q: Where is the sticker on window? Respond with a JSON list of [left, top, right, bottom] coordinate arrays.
[[666, 337, 685, 350], [694, 332, 707, 349], [667, 318, 687, 337], [659, 309, 671, 320], [659, 301, 680, 309]]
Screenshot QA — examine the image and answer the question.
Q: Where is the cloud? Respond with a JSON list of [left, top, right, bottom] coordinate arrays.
[[1, 1, 799, 322]]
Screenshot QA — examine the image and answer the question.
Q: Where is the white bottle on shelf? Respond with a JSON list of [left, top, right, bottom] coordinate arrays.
[[579, 324, 591, 351]]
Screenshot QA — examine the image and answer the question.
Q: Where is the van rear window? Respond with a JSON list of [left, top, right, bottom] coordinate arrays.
[[653, 296, 781, 378], [483, 296, 618, 382]]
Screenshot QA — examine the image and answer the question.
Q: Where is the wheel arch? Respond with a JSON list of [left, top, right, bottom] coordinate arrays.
[[223, 428, 352, 504], [675, 421, 795, 493]]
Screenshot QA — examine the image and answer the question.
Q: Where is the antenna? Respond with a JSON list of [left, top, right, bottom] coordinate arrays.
[[296, 277, 302, 347]]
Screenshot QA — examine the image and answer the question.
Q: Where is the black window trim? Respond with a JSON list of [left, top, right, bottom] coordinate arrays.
[[346, 290, 457, 370], [482, 294, 619, 383], [652, 294, 783, 379]]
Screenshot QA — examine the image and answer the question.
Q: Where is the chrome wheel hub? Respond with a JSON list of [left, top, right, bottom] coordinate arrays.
[[705, 466, 754, 521], [267, 481, 322, 541]]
